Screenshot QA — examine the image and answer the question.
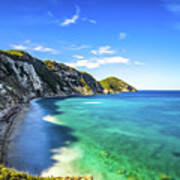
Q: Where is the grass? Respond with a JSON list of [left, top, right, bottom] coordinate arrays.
[[0, 49, 27, 58], [79, 78, 91, 92]]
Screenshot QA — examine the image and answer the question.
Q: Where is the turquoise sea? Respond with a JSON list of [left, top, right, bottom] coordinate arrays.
[[7, 91, 180, 180]]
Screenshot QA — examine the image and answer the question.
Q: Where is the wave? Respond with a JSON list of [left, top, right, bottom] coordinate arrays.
[[84, 101, 102, 104], [41, 146, 84, 177], [43, 115, 64, 125]]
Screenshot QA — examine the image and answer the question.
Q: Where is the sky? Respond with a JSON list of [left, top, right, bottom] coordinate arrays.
[[0, 0, 180, 90]]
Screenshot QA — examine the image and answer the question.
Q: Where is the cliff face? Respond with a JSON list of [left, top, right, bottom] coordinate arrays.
[[0, 50, 103, 111], [44, 60, 103, 95], [100, 76, 137, 94]]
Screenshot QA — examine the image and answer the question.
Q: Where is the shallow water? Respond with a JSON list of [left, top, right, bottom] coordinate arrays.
[[7, 91, 180, 180]]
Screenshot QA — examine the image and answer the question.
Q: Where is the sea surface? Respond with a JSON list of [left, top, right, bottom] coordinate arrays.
[[7, 91, 180, 180]]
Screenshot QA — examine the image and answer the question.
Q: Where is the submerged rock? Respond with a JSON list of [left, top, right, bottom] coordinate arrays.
[[101, 151, 108, 157], [172, 151, 180, 157], [116, 169, 126, 174]]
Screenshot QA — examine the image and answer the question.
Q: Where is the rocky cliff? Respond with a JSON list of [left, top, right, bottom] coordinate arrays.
[[0, 50, 103, 112], [0, 50, 137, 112]]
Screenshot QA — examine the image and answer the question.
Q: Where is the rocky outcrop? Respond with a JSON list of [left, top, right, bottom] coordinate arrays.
[[100, 76, 137, 94]]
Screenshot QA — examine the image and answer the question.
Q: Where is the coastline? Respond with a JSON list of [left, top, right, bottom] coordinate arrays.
[[0, 97, 94, 180], [0, 104, 30, 165], [0, 94, 82, 166]]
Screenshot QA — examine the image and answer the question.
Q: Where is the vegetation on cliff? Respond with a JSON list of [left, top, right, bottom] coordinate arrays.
[[44, 60, 75, 72], [0, 49, 33, 60], [100, 76, 137, 94], [43, 60, 103, 95]]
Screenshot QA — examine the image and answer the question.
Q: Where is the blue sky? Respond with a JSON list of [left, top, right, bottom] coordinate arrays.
[[0, 0, 180, 90]]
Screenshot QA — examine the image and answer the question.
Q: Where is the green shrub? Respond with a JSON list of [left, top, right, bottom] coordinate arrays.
[[5, 50, 24, 57], [44, 60, 58, 71], [0, 165, 93, 180]]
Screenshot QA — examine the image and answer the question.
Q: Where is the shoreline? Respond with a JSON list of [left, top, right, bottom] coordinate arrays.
[[0, 94, 101, 166], [0, 104, 30, 165], [0, 94, 76, 165], [0, 92, 134, 164], [0, 97, 94, 180]]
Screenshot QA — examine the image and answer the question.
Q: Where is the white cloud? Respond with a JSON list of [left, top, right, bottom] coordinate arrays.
[[91, 50, 97, 55], [66, 56, 130, 69], [82, 17, 96, 24], [61, 6, 80, 26], [61, 15, 79, 26], [134, 61, 144, 66], [120, 32, 127, 40], [73, 55, 84, 59], [10, 44, 28, 50], [91, 46, 115, 55], [68, 44, 91, 50], [10, 42, 59, 54], [67, 60, 99, 69], [48, 6, 95, 27], [89, 19, 96, 24], [33, 46, 58, 54], [98, 56, 129, 64]]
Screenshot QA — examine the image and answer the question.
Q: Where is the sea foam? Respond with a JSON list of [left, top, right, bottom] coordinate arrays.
[[43, 115, 64, 125], [41, 146, 84, 177]]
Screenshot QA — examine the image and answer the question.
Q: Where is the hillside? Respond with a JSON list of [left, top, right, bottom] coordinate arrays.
[[0, 50, 103, 111], [100, 76, 137, 94]]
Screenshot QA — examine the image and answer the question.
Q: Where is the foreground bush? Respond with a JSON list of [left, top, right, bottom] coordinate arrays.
[[0, 165, 93, 180]]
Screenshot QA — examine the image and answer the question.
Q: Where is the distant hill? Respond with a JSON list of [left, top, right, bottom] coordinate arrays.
[[100, 76, 137, 94]]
